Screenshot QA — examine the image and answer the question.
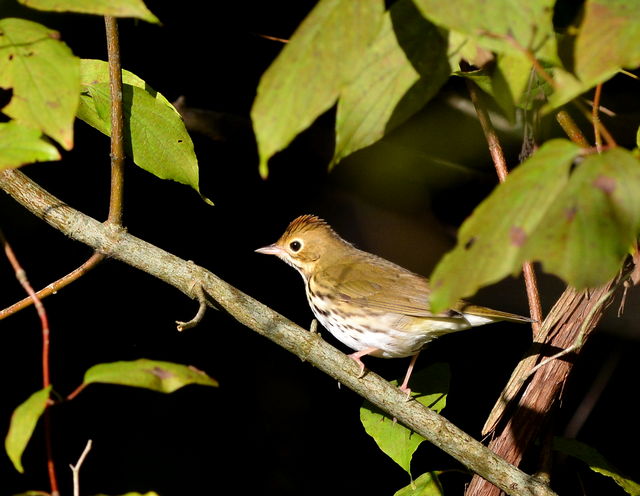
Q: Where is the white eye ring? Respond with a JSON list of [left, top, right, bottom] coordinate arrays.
[[289, 240, 303, 252]]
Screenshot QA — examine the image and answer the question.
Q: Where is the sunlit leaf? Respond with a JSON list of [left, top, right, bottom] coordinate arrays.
[[554, 437, 640, 495], [17, 0, 159, 23], [361, 364, 448, 476], [430, 142, 640, 311], [394, 472, 444, 496], [251, 0, 384, 177], [83, 359, 218, 393], [0, 121, 60, 170], [430, 139, 582, 312], [522, 147, 640, 288], [5, 386, 52, 473], [412, 0, 558, 63], [0, 18, 79, 150], [548, 0, 640, 109], [332, 0, 449, 167], [77, 59, 211, 204]]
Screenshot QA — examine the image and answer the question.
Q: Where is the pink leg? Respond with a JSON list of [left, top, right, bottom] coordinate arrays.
[[399, 352, 420, 397], [348, 347, 379, 378]]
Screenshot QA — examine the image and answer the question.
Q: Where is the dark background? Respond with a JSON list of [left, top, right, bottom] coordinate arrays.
[[1, 1, 639, 495]]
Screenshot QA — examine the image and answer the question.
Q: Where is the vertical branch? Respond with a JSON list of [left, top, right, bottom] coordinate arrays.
[[591, 83, 603, 153], [1, 229, 59, 496], [465, 80, 543, 329], [105, 16, 125, 226]]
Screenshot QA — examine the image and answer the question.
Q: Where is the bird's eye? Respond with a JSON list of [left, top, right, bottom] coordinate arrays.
[[289, 240, 302, 252]]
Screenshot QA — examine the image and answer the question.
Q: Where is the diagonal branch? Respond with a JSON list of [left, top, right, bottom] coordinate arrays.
[[0, 168, 555, 496]]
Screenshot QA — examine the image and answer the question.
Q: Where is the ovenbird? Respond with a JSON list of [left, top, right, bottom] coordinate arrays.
[[256, 215, 531, 393]]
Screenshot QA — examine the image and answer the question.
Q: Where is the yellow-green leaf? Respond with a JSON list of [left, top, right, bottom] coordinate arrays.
[[0, 18, 79, 150], [331, 0, 449, 167], [394, 472, 444, 496], [77, 59, 211, 204], [554, 437, 640, 495], [430, 139, 582, 312], [361, 364, 448, 476], [412, 0, 558, 63], [251, 0, 384, 178], [522, 147, 640, 288], [5, 386, 52, 473], [83, 359, 218, 393], [0, 121, 60, 170], [548, 0, 640, 109], [18, 0, 159, 23]]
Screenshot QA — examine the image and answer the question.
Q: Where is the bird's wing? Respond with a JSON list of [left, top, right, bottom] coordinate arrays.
[[317, 259, 442, 318], [317, 259, 532, 323]]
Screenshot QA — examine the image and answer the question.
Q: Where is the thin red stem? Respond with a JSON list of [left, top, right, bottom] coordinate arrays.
[[1, 229, 59, 495]]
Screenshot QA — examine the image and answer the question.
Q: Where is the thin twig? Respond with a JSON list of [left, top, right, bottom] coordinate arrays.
[[465, 79, 543, 332], [0, 229, 59, 496], [70, 439, 93, 496], [555, 111, 590, 147], [573, 99, 617, 148], [592, 83, 603, 153], [105, 16, 125, 226], [176, 284, 208, 331], [0, 252, 105, 320]]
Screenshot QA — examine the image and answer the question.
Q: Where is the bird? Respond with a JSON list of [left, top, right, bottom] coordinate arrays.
[[256, 215, 531, 394]]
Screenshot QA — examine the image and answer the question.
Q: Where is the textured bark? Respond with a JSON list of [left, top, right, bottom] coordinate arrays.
[[467, 283, 618, 496]]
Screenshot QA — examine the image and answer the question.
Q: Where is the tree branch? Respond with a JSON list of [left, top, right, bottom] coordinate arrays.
[[0, 168, 555, 496]]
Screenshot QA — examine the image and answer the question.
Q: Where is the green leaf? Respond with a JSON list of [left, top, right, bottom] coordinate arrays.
[[430, 139, 582, 312], [361, 363, 448, 476], [331, 0, 450, 167], [412, 0, 558, 63], [521, 147, 640, 288], [0, 121, 60, 170], [5, 386, 52, 473], [77, 59, 211, 204], [251, 0, 385, 178], [0, 18, 79, 150], [548, 0, 640, 109], [12, 492, 50, 496], [554, 437, 640, 495], [18, 0, 159, 23], [431, 142, 640, 311], [83, 359, 218, 393], [394, 472, 444, 496]]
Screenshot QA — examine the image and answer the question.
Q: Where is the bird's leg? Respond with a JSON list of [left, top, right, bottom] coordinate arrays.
[[399, 352, 421, 400], [348, 347, 379, 378]]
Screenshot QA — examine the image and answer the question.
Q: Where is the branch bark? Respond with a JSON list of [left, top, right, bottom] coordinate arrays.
[[0, 168, 555, 496]]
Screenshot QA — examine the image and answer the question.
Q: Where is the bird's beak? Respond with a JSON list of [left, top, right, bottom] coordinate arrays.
[[255, 244, 284, 256]]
